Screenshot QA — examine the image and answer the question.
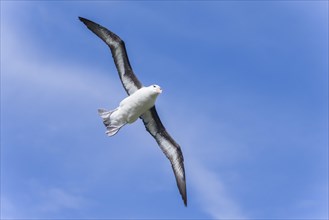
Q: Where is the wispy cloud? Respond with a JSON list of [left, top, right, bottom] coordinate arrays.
[[1, 15, 118, 219], [188, 158, 246, 219], [1, 196, 17, 219], [37, 187, 88, 213], [1, 22, 122, 102], [148, 82, 248, 218], [1, 184, 89, 219]]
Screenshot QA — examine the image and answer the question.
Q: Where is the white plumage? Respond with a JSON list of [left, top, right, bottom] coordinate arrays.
[[99, 85, 162, 136]]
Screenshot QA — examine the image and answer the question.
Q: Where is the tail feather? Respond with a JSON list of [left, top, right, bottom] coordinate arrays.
[[98, 108, 125, 136]]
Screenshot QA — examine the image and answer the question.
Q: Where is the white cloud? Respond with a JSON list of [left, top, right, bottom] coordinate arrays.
[[1, 185, 89, 219], [166, 108, 248, 219], [0, 196, 17, 219], [1, 22, 122, 103], [38, 187, 88, 213], [188, 158, 246, 219]]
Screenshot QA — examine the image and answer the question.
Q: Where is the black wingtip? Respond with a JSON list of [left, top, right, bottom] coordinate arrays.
[[78, 16, 92, 25], [179, 178, 187, 207], [78, 16, 86, 21], [78, 17, 99, 29], [78, 16, 85, 22], [182, 189, 187, 207]]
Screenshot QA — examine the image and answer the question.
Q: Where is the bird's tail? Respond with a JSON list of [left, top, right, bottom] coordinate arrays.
[[98, 108, 125, 136]]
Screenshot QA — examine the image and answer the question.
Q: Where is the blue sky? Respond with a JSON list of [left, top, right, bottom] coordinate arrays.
[[1, 1, 328, 219]]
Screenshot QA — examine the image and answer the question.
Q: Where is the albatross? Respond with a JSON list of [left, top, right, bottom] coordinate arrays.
[[79, 17, 187, 206]]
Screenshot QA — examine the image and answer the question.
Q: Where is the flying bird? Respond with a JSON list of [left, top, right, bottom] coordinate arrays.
[[79, 17, 187, 206]]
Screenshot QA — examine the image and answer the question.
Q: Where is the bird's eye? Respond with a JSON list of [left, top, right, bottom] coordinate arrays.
[[153, 85, 156, 88]]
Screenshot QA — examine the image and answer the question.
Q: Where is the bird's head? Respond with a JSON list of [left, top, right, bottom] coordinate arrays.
[[150, 84, 162, 94]]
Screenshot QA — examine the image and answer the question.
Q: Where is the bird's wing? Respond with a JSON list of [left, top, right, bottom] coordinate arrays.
[[141, 106, 187, 206], [79, 17, 142, 95], [80, 17, 187, 206]]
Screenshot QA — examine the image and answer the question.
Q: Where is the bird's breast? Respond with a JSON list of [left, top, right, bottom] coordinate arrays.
[[119, 90, 157, 124]]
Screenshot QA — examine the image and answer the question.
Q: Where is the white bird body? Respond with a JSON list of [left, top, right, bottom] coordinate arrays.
[[99, 85, 162, 136], [118, 85, 161, 123]]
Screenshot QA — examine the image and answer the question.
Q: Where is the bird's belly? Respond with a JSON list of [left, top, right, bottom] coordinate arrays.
[[120, 97, 155, 124]]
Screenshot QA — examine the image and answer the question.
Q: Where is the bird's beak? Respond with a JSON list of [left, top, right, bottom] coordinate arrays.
[[158, 87, 162, 94]]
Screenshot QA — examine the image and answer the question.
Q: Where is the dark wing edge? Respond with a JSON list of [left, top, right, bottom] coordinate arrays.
[[79, 17, 142, 95], [141, 107, 187, 206]]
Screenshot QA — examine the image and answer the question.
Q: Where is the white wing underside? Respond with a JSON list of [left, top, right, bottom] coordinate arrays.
[[79, 17, 187, 206]]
